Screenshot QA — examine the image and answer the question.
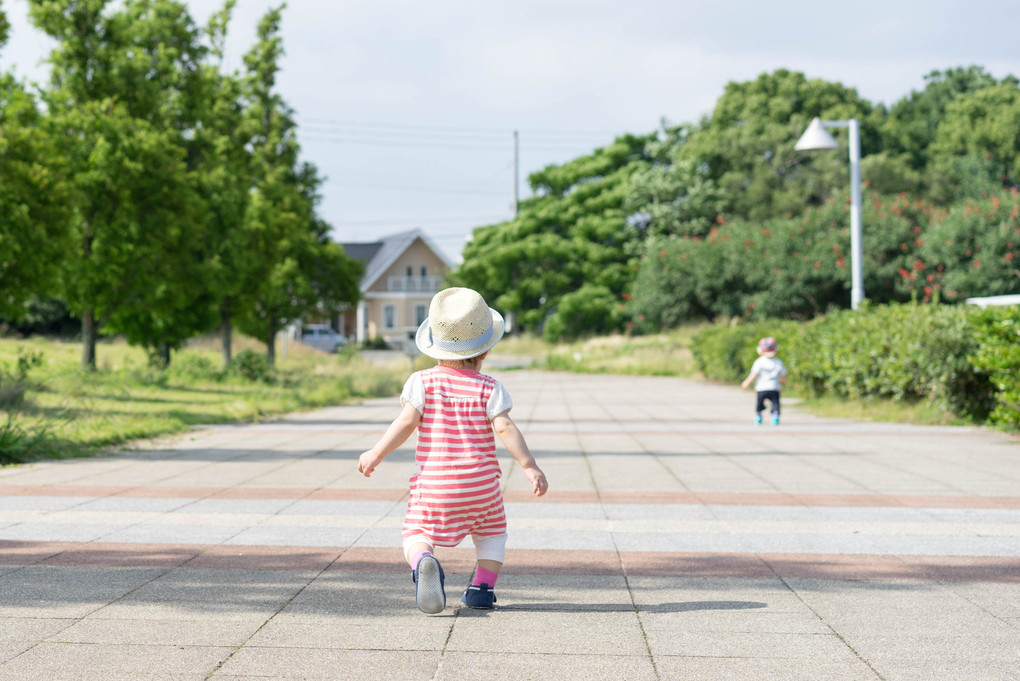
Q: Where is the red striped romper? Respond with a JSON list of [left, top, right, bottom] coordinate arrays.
[[401, 366, 508, 547]]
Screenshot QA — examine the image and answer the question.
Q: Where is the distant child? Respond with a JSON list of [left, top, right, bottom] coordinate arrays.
[[741, 336, 788, 425], [358, 287, 548, 614]]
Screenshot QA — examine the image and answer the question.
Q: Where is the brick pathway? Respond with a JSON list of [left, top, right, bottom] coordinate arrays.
[[1, 370, 1018, 680]]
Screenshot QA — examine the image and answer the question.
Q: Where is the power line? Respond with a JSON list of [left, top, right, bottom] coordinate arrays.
[[332, 214, 508, 227], [299, 133, 594, 153], [333, 180, 506, 197], [295, 116, 618, 140]]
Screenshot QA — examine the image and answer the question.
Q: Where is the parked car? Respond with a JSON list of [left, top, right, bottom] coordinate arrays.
[[298, 324, 346, 353]]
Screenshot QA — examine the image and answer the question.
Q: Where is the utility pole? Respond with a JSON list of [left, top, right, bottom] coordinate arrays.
[[512, 130, 519, 217]]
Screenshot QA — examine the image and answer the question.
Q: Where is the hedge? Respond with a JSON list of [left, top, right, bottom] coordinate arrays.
[[692, 303, 1020, 428]]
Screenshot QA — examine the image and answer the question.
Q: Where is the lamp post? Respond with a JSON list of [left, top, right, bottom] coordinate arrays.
[[795, 117, 864, 310]]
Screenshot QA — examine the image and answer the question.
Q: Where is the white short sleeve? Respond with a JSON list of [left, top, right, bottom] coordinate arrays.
[[487, 381, 513, 420], [401, 372, 425, 414]]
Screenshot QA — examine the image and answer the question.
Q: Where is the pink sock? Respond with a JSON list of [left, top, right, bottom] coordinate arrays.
[[472, 567, 499, 587], [410, 549, 432, 568]]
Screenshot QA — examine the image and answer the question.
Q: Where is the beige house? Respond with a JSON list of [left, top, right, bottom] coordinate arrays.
[[339, 229, 455, 346]]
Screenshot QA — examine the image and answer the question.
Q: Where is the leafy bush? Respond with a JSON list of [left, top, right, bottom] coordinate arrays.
[[361, 336, 390, 350], [228, 349, 275, 383], [165, 353, 223, 383], [968, 306, 1020, 428], [693, 303, 1001, 422], [543, 284, 624, 342]]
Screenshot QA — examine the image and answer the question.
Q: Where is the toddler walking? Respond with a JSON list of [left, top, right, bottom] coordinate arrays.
[[358, 287, 548, 614], [741, 336, 788, 425]]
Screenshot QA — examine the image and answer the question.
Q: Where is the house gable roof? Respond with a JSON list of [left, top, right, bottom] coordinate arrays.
[[340, 228, 455, 292]]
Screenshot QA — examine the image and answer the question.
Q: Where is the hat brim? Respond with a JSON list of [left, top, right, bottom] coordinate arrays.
[[415, 309, 505, 360]]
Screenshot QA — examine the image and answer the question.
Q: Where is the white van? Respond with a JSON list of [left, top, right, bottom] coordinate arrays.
[[298, 324, 346, 353]]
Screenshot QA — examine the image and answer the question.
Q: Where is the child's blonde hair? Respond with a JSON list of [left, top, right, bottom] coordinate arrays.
[[438, 351, 489, 371]]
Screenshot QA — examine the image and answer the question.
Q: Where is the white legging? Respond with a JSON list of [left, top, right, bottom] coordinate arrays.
[[403, 532, 508, 564]]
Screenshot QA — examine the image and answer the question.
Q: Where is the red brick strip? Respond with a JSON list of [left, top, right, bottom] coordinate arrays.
[[2, 540, 1017, 583], [3, 484, 1017, 508]]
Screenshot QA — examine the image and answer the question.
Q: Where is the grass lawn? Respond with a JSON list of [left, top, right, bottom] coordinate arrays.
[[0, 334, 423, 464]]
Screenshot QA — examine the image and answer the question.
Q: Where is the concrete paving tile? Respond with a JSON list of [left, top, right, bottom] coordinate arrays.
[[185, 545, 342, 571], [0, 565, 165, 601], [446, 610, 649, 655], [100, 524, 245, 545], [943, 582, 1020, 617], [646, 629, 860, 660], [89, 599, 280, 623], [823, 611, 1014, 638], [0, 523, 123, 543], [0, 641, 37, 664], [215, 647, 441, 680], [491, 574, 633, 611], [872, 660, 1020, 681], [53, 617, 259, 646], [849, 632, 1020, 664], [174, 498, 297, 514], [74, 496, 195, 512], [655, 655, 881, 681], [0, 642, 231, 680], [38, 542, 202, 568], [278, 572, 454, 619], [0, 617, 75, 642], [0, 497, 93, 511], [247, 619, 453, 650], [225, 525, 366, 547], [436, 651, 658, 681], [280, 499, 399, 516], [641, 609, 830, 634]]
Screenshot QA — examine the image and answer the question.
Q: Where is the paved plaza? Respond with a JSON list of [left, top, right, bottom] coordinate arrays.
[[1, 367, 1018, 680]]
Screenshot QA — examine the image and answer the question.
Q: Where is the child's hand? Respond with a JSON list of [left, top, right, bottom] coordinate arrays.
[[358, 451, 383, 477], [523, 466, 548, 497]]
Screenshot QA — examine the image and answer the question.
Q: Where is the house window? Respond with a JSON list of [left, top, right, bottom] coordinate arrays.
[[420, 266, 427, 278], [406, 266, 413, 277], [415, 305, 427, 326], [384, 305, 396, 329]]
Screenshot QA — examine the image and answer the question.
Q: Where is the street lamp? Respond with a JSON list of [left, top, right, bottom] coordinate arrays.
[[795, 117, 864, 310]]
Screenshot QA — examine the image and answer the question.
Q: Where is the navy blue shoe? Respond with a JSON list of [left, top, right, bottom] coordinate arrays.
[[461, 583, 497, 609], [412, 554, 445, 614]]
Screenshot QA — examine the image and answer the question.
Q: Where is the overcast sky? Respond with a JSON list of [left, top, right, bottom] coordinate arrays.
[[4, 0, 1020, 260]]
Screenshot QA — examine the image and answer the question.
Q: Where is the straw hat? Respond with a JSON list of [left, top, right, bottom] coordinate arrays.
[[415, 288, 505, 360]]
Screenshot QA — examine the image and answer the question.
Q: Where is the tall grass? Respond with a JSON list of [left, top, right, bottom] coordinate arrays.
[[498, 328, 707, 377]]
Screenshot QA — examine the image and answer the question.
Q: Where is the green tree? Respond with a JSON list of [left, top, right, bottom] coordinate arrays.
[[452, 134, 652, 340], [29, 0, 211, 368], [623, 125, 727, 239], [882, 66, 1001, 174], [231, 6, 361, 363], [679, 69, 883, 221], [0, 21, 73, 320], [931, 82, 1020, 190], [193, 0, 255, 368]]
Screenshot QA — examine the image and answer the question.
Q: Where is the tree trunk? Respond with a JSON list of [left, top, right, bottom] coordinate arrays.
[[265, 326, 275, 366], [158, 342, 171, 368], [82, 308, 97, 370], [220, 303, 232, 369]]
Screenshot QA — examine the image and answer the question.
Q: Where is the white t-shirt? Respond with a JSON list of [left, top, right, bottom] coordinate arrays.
[[401, 371, 513, 420], [750, 356, 787, 392]]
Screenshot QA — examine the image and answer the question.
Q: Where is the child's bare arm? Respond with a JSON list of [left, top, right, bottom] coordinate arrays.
[[492, 410, 548, 496], [741, 371, 758, 389], [358, 403, 421, 477]]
